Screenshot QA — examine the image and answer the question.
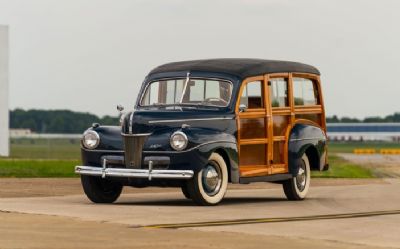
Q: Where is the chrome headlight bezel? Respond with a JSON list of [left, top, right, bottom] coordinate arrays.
[[170, 131, 188, 151], [82, 130, 100, 150]]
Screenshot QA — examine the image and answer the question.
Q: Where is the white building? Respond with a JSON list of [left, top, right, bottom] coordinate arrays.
[[0, 25, 9, 156]]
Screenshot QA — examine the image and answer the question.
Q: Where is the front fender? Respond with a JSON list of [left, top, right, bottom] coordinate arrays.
[[90, 125, 123, 151], [196, 141, 239, 183], [143, 128, 239, 182], [81, 125, 123, 166]]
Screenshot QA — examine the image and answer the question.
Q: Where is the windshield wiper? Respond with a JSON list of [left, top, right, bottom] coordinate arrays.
[[179, 72, 191, 104]]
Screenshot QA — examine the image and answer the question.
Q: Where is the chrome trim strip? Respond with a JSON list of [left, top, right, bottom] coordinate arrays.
[[148, 117, 233, 124], [121, 132, 152, 137], [128, 112, 134, 134], [289, 137, 326, 142], [75, 166, 194, 179], [81, 147, 124, 153], [143, 140, 236, 154], [81, 140, 236, 154]]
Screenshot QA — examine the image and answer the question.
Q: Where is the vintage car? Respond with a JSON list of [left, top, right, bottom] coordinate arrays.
[[75, 58, 328, 205]]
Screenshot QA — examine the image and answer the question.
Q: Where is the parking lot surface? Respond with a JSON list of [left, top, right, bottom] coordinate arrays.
[[0, 178, 399, 248]]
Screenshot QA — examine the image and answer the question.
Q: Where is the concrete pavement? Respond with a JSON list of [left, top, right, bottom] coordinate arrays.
[[1, 179, 400, 248]]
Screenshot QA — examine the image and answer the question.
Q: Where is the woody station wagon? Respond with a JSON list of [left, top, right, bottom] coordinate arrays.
[[75, 58, 328, 206]]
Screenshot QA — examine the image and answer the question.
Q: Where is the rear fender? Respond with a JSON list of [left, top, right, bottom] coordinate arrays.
[[288, 123, 327, 176]]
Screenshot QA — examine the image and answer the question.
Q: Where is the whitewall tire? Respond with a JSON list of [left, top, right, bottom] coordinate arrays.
[[283, 153, 311, 200], [187, 153, 228, 206]]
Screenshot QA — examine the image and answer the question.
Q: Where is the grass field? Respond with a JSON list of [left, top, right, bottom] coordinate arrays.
[[10, 138, 80, 159], [9, 139, 400, 159], [0, 159, 79, 178], [1, 139, 395, 178], [311, 154, 374, 178], [0, 155, 373, 178]]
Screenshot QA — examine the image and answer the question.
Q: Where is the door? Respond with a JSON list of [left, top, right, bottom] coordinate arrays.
[[236, 76, 272, 177], [268, 74, 291, 174]]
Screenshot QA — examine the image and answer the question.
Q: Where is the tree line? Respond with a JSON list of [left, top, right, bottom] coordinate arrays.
[[326, 113, 400, 123], [10, 109, 119, 134], [9, 109, 400, 134]]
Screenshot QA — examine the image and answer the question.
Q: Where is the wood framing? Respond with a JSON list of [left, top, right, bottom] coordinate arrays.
[[236, 72, 325, 177]]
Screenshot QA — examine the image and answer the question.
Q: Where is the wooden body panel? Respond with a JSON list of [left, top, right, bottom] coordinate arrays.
[[236, 73, 326, 177]]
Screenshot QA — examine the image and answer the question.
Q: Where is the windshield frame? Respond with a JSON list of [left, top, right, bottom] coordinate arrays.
[[138, 77, 234, 108]]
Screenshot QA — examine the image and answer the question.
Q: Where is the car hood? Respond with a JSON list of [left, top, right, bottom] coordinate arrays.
[[122, 109, 235, 134]]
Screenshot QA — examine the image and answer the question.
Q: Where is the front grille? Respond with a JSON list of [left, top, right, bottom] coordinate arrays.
[[123, 134, 149, 169]]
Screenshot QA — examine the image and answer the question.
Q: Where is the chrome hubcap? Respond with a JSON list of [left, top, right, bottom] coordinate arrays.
[[201, 162, 222, 196], [296, 161, 307, 192]]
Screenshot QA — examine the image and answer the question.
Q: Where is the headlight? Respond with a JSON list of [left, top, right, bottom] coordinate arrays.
[[170, 131, 188, 151], [82, 130, 100, 149]]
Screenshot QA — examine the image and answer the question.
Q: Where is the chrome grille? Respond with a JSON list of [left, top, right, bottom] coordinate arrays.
[[123, 134, 149, 169]]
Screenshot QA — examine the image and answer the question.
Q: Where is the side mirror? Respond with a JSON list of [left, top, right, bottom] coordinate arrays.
[[239, 104, 247, 113], [117, 104, 124, 112]]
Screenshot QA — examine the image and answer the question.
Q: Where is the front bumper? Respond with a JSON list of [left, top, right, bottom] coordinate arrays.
[[75, 165, 194, 180]]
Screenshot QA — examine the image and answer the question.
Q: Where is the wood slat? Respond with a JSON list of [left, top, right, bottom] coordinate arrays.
[[240, 138, 269, 145]]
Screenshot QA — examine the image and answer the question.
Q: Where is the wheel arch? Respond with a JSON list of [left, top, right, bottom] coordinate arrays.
[[304, 145, 320, 171], [197, 142, 239, 184], [288, 122, 327, 176], [214, 147, 236, 183]]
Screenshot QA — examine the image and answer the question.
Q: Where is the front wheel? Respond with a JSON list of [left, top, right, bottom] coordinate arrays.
[[282, 154, 311, 200], [81, 175, 123, 203], [181, 185, 191, 199], [186, 153, 228, 206]]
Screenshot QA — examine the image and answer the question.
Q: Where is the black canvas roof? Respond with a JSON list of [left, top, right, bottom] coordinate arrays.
[[149, 58, 320, 79]]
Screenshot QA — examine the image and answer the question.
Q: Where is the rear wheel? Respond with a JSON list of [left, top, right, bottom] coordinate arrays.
[[187, 153, 228, 206], [81, 175, 123, 203], [282, 154, 311, 200]]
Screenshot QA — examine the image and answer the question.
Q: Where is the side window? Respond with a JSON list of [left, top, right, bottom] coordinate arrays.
[[293, 77, 319, 106], [144, 81, 160, 105], [240, 81, 264, 109], [269, 78, 288, 108]]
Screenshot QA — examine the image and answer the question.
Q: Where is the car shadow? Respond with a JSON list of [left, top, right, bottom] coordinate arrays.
[[114, 196, 288, 207]]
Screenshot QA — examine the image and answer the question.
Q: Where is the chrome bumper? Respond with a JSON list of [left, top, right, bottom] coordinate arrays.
[[75, 165, 194, 180]]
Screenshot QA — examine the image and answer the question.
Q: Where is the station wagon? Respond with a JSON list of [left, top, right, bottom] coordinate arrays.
[[75, 58, 329, 205]]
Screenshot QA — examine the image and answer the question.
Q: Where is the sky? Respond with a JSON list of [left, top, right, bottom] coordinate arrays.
[[0, 0, 399, 118]]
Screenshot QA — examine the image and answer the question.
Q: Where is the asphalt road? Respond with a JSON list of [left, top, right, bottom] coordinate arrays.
[[0, 178, 399, 249]]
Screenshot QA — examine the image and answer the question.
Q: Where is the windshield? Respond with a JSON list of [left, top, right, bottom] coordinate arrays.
[[140, 78, 232, 107]]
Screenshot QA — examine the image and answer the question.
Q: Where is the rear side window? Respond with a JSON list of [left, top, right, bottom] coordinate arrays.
[[293, 78, 319, 106], [240, 81, 264, 109], [269, 78, 288, 108]]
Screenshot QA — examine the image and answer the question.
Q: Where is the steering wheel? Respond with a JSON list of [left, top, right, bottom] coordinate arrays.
[[202, 97, 228, 105]]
